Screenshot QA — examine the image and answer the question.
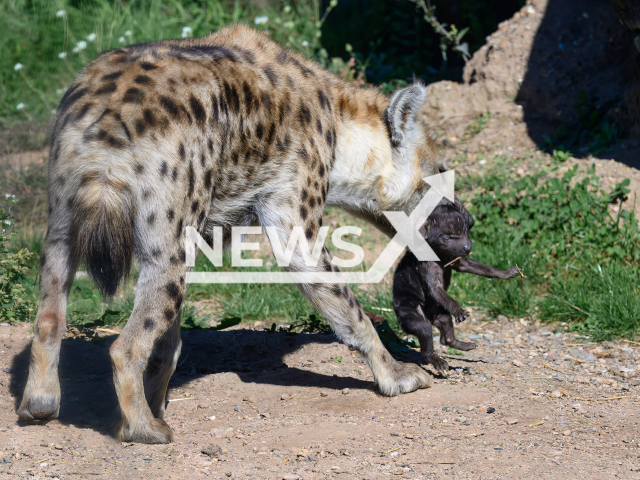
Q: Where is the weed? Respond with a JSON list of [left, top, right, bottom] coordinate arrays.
[[447, 347, 464, 356], [463, 111, 491, 140], [0, 195, 35, 322]]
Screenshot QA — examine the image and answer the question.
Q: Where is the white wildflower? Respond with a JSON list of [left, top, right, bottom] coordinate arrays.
[[87, 33, 96, 42], [56, 10, 65, 18], [254, 16, 268, 25], [76, 40, 87, 51], [181, 26, 193, 38], [5, 221, 11, 226], [72, 46, 79, 53], [301, 40, 309, 47], [16, 103, 25, 110], [283, 5, 291, 13], [125, 30, 132, 37], [58, 52, 67, 59], [14, 63, 23, 71], [56, 87, 67, 95], [118, 36, 126, 44]]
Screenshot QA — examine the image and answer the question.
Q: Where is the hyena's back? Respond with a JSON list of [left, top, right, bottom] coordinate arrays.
[[49, 25, 367, 295]]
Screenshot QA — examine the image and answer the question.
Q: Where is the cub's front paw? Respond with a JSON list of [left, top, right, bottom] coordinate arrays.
[[503, 267, 520, 279], [453, 309, 470, 324], [425, 353, 449, 373]]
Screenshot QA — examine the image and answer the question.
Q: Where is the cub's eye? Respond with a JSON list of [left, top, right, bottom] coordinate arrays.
[[444, 237, 451, 242]]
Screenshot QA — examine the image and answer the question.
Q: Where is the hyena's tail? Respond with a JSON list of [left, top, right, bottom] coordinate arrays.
[[71, 170, 136, 297]]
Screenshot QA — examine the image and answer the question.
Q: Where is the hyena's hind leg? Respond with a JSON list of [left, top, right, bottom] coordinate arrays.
[[258, 204, 431, 396], [18, 233, 76, 422], [109, 257, 188, 444], [143, 312, 182, 419]]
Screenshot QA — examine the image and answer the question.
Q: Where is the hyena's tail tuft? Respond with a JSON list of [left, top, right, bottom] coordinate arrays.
[[71, 171, 136, 298]]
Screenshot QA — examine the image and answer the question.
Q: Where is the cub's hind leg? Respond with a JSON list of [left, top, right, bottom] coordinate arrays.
[[396, 305, 449, 372], [434, 313, 476, 351]]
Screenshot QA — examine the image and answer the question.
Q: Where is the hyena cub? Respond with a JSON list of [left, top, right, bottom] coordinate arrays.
[[19, 25, 446, 443], [393, 199, 519, 372]]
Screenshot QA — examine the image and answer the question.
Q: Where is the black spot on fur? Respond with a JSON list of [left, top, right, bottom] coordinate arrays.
[[143, 318, 155, 330], [179, 143, 186, 161], [58, 85, 88, 115], [198, 210, 206, 224], [211, 95, 219, 124], [140, 61, 157, 70], [200, 153, 206, 168], [191, 200, 199, 213], [95, 82, 118, 95], [317, 90, 331, 110], [166, 281, 180, 299], [319, 164, 325, 177], [348, 296, 355, 309], [172, 167, 178, 182], [123, 87, 143, 103], [187, 162, 195, 197], [189, 94, 206, 129], [147, 212, 155, 225], [224, 82, 240, 113], [160, 161, 168, 176], [243, 82, 254, 113], [75, 102, 93, 122], [332, 285, 342, 296], [143, 108, 156, 127], [102, 71, 123, 81], [298, 103, 311, 126], [263, 66, 278, 85], [40, 253, 47, 268], [176, 218, 183, 239], [309, 197, 316, 208], [255, 123, 264, 140], [167, 209, 175, 221], [160, 96, 180, 119], [325, 130, 333, 147], [164, 309, 175, 321], [301, 189, 308, 202], [120, 119, 132, 141], [135, 119, 146, 136], [134, 163, 144, 175], [134, 75, 152, 85], [175, 45, 238, 62], [298, 147, 308, 162], [151, 248, 161, 257], [204, 168, 213, 189], [305, 227, 313, 240], [316, 119, 323, 135], [300, 206, 308, 220], [208, 138, 214, 155]]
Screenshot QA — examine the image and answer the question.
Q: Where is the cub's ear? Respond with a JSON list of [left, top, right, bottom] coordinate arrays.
[[454, 199, 474, 230], [383, 83, 426, 147]]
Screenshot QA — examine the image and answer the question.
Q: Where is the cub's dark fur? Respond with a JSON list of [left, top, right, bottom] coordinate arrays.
[[393, 199, 518, 372]]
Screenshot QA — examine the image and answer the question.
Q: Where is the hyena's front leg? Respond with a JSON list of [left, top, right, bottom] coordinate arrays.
[[109, 260, 187, 444], [18, 237, 76, 422], [260, 205, 431, 396]]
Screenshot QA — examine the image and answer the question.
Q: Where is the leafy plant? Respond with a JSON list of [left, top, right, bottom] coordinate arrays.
[[0, 195, 35, 322]]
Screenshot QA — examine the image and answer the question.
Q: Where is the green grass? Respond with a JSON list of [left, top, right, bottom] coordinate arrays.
[[1, 0, 334, 126]]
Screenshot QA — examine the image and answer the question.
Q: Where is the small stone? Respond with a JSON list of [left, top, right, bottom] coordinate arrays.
[[282, 475, 300, 480], [506, 418, 518, 425], [306, 454, 316, 461], [497, 315, 507, 322], [208, 415, 216, 421], [202, 444, 223, 459], [320, 392, 328, 397], [281, 393, 290, 400], [259, 412, 270, 418], [551, 390, 563, 398], [342, 388, 350, 395], [1, 456, 11, 464], [2, 367, 11, 373], [563, 430, 571, 436], [487, 407, 496, 414], [512, 360, 524, 367]]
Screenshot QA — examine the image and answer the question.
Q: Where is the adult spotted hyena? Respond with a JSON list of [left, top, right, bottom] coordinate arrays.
[[19, 25, 444, 443]]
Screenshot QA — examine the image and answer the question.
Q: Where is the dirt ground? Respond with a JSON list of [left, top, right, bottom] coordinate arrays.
[[1, 315, 640, 479]]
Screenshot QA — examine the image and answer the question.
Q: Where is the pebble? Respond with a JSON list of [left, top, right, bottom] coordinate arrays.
[[281, 393, 290, 400], [487, 407, 496, 414], [202, 445, 223, 459], [506, 418, 518, 425], [551, 390, 563, 398], [320, 392, 328, 397], [342, 388, 350, 395], [282, 475, 300, 480], [512, 360, 524, 367]]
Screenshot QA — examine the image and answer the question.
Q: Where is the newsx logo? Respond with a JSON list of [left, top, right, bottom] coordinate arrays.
[[185, 171, 455, 284]]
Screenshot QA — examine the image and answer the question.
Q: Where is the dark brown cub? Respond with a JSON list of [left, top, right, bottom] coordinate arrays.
[[392, 199, 519, 372]]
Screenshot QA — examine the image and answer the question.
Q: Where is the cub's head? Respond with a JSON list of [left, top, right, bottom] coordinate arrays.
[[382, 83, 446, 213], [419, 199, 474, 261]]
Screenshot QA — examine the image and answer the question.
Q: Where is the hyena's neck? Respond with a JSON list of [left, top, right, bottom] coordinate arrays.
[[326, 88, 423, 235]]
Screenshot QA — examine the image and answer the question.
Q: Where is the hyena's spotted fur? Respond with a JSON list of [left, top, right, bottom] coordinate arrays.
[[19, 25, 444, 443]]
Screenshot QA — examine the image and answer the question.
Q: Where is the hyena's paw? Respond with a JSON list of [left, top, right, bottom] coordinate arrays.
[[116, 416, 174, 444], [446, 338, 477, 352], [376, 356, 432, 396], [424, 353, 449, 373], [17, 390, 60, 423]]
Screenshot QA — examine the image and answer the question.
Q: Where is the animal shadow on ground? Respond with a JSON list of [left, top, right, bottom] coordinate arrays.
[[9, 328, 433, 436], [515, 0, 640, 167]]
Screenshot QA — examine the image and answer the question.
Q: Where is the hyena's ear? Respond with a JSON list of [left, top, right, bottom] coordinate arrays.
[[383, 83, 426, 148]]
